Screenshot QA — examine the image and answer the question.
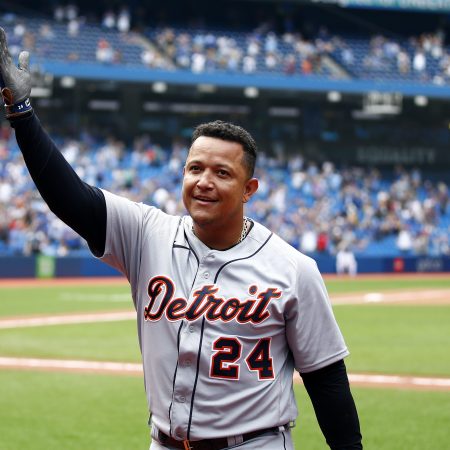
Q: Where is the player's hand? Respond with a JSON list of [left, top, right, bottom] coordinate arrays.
[[0, 27, 32, 119]]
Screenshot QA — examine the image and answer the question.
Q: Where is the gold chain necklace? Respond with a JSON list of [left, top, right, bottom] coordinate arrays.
[[239, 217, 251, 243], [192, 217, 250, 244]]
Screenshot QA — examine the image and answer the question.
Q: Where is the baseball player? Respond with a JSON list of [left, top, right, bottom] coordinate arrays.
[[0, 27, 362, 450]]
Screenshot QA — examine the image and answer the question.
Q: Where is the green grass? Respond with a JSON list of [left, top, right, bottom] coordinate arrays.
[[294, 385, 450, 450], [0, 370, 149, 450], [1, 276, 449, 319], [0, 277, 449, 449], [335, 304, 450, 376], [324, 276, 450, 294], [0, 285, 133, 317], [0, 321, 141, 362], [1, 304, 449, 376], [1, 370, 449, 450]]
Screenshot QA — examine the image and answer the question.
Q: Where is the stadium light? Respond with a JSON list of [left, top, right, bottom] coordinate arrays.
[[197, 84, 217, 94], [244, 87, 259, 98], [152, 82, 168, 93], [60, 76, 76, 88], [30, 87, 52, 98], [88, 100, 120, 111], [327, 91, 342, 103], [414, 95, 428, 107]]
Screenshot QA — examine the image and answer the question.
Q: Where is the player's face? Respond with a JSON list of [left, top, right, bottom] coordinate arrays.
[[182, 136, 258, 236]]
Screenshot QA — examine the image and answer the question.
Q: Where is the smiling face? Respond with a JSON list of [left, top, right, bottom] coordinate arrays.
[[182, 136, 258, 248]]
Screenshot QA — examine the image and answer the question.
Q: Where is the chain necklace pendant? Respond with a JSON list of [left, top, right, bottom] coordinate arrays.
[[192, 217, 250, 245]]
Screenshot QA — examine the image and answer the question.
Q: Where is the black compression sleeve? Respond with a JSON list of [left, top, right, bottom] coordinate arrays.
[[10, 113, 106, 256], [300, 360, 362, 449]]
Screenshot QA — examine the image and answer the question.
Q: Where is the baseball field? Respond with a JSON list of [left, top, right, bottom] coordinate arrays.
[[0, 274, 449, 450]]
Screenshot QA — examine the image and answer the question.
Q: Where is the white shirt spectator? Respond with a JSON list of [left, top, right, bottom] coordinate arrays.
[[413, 51, 426, 72], [247, 39, 260, 56], [153, 187, 170, 209], [117, 8, 130, 33], [0, 181, 13, 203], [14, 23, 26, 38], [191, 52, 206, 73], [242, 55, 256, 73], [102, 10, 116, 29], [336, 248, 357, 276], [96, 39, 114, 63], [341, 46, 354, 65], [265, 52, 277, 69], [67, 18, 80, 37], [265, 33, 278, 53], [301, 230, 317, 254], [141, 49, 156, 66], [397, 228, 413, 252]]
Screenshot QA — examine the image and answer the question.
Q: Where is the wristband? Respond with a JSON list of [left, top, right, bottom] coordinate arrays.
[[3, 96, 33, 119]]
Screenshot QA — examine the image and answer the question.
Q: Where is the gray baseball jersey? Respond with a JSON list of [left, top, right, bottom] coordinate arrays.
[[99, 189, 349, 441]]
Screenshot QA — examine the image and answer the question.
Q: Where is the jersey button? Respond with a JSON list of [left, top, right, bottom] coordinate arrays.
[[189, 325, 195, 333], [203, 272, 210, 279], [179, 396, 186, 403], [184, 360, 191, 367]]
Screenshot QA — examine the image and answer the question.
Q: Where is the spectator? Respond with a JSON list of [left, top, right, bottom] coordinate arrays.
[[300, 228, 317, 253], [191, 51, 206, 72], [96, 38, 114, 63], [242, 54, 256, 73], [54, 5, 65, 22], [341, 45, 354, 66], [39, 23, 55, 40], [102, 10, 116, 29], [316, 228, 329, 253], [413, 50, 426, 73], [336, 246, 358, 276], [284, 54, 296, 74], [65, 3, 78, 22], [117, 7, 131, 34], [396, 226, 413, 253], [67, 18, 80, 37], [301, 58, 313, 74]]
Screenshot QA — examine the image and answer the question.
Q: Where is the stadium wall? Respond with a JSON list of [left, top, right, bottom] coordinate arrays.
[[41, 62, 450, 99], [0, 255, 449, 278]]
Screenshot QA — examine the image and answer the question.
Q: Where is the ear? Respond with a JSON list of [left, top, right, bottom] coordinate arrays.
[[243, 178, 258, 203]]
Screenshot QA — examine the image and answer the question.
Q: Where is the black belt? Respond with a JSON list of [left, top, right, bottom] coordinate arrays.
[[157, 425, 283, 450]]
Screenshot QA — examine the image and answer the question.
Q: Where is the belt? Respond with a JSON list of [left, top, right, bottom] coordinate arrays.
[[157, 425, 284, 450]]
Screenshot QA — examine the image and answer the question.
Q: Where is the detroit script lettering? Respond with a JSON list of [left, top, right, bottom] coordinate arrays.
[[144, 276, 282, 324]]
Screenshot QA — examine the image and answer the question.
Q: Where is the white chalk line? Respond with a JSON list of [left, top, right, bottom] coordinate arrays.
[[0, 298, 449, 390], [330, 288, 450, 304], [0, 357, 449, 390], [292, 371, 450, 390], [0, 311, 136, 329], [0, 357, 142, 373]]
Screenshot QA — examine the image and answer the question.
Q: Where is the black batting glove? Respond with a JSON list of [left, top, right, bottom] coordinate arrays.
[[0, 27, 32, 119]]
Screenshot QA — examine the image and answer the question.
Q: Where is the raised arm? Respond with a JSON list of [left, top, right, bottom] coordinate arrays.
[[0, 27, 106, 255]]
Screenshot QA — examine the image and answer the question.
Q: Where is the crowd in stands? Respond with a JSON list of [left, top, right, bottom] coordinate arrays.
[[149, 26, 331, 76], [1, 6, 449, 259], [334, 30, 450, 84], [1, 8, 449, 82], [0, 126, 449, 258]]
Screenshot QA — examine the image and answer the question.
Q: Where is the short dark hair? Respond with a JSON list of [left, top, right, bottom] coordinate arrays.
[[191, 120, 257, 177]]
